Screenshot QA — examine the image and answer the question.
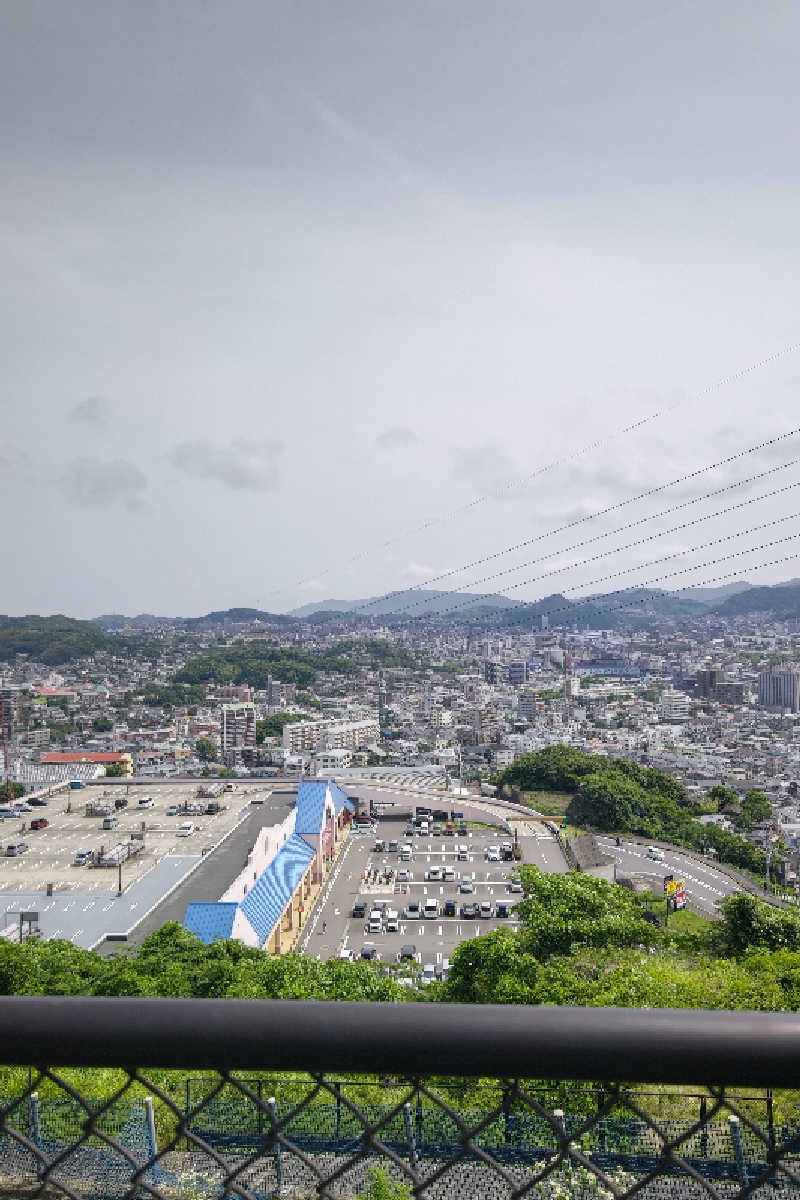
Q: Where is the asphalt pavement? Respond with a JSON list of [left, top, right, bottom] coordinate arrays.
[[595, 836, 736, 917]]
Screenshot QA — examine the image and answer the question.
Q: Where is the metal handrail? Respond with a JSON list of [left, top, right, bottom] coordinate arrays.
[[3, 997, 800, 1085]]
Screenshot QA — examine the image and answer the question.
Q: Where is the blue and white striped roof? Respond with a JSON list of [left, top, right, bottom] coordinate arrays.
[[295, 779, 353, 834], [239, 832, 315, 946], [183, 902, 238, 945]]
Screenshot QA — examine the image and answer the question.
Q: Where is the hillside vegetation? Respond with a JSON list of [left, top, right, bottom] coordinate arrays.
[[496, 745, 767, 874]]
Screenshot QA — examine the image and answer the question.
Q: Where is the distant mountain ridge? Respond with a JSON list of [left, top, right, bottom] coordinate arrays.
[[289, 589, 518, 618]]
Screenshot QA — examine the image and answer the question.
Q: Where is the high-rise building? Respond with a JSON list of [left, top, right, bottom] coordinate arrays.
[[660, 689, 690, 722], [507, 661, 529, 686], [758, 668, 800, 712], [220, 703, 256, 767]]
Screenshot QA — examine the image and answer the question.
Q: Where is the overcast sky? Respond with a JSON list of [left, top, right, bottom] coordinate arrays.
[[2, 1, 800, 619]]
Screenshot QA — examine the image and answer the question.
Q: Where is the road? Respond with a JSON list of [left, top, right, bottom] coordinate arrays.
[[595, 836, 737, 917]]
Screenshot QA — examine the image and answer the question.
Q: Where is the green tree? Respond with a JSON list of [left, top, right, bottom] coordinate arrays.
[[741, 790, 772, 828], [195, 737, 218, 762], [710, 785, 738, 812], [92, 717, 113, 732], [356, 1167, 412, 1200], [104, 762, 126, 777]]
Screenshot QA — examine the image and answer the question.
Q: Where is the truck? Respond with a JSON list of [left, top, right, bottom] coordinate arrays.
[[85, 801, 112, 818], [94, 840, 143, 868]]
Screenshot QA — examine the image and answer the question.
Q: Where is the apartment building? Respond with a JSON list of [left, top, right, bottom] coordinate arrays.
[[759, 667, 800, 713], [220, 703, 256, 767], [282, 715, 380, 754]]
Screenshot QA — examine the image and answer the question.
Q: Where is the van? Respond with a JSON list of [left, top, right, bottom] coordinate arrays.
[[419, 820, 429, 836], [457, 845, 469, 861], [6, 842, 28, 857], [646, 846, 665, 862], [137, 796, 154, 809], [352, 899, 366, 919], [399, 843, 412, 860], [423, 898, 438, 919], [177, 821, 196, 837], [386, 909, 399, 932], [368, 909, 383, 933], [73, 849, 95, 867], [102, 815, 119, 830]]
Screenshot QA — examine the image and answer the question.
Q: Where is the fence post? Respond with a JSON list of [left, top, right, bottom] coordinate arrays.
[[503, 1084, 511, 1146], [403, 1102, 418, 1175], [144, 1096, 157, 1160], [28, 1090, 41, 1147], [766, 1089, 776, 1157], [728, 1115, 749, 1188], [553, 1108, 567, 1153], [267, 1096, 283, 1192], [334, 1083, 342, 1142], [700, 1095, 708, 1160], [28, 1091, 42, 1180]]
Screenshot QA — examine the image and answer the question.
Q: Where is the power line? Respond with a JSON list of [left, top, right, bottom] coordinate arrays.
[[272, 340, 800, 603], [349, 425, 800, 616], [389, 469, 800, 618], [455, 531, 800, 632]]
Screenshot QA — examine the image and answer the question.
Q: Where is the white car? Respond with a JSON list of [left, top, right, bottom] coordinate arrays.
[[425, 867, 443, 881], [404, 902, 421, 920], [421, 963, 437, 985], [137, 796, 154, 809], [646, 846, 665, 861], [176, 821, 196, 837], [486, 846, 501, 862]]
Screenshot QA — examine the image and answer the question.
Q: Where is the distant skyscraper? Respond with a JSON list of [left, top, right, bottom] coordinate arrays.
[[758, 667, 800, 712], [220, 703, 256, 766]]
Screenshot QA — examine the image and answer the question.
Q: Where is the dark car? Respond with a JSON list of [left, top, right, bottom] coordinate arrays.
[[360, 945, 377, 960], [443, 899, 457, 917], [114, 796, 128, 809], [352, 900, 366, 919], [28, 798, 47, 807], [30, 818, 48, 831], [399, 944, 417, 960], [461, 902, 478, 919], [495, 901, 511, 918]]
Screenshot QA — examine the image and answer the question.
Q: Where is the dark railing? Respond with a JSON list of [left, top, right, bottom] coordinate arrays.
[[1, 997, 800, 1198]]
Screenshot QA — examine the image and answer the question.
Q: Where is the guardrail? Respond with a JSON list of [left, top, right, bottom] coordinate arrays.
[[2, 997, 800, 1198]]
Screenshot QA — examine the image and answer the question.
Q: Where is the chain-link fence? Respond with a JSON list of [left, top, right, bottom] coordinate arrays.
[[2, 996, 800, 1198]]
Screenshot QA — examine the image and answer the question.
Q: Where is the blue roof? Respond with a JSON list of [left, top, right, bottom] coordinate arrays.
[[295, 781, 329, 835], [330, 781, 352, 814], [183, 902, 237, 945], [240, 833, 315, 945]]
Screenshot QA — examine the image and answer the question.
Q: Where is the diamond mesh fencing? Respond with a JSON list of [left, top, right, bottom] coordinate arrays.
[[1, 1070, 799, 1200]]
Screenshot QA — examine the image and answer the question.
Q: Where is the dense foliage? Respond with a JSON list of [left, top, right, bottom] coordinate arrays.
[[497, 746, 768, 874], [176, 639, 415, 689], [0, 924, 407, 1001], [0, 615, 111, 665], [176, 643, 356, 688], [441, 867, 800, 1011]]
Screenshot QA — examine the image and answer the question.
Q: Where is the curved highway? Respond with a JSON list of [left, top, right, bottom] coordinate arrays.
[[596, 836, 738, 918]]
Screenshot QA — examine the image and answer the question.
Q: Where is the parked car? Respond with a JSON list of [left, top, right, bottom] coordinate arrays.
[[166, 804, 182, 817], [388, 840, 398, 853], [6, 842, 28, 857], [30, 818, 48, 831], [398, 944, 417, 961], [360, 944, 378, 961], [461, 902, 478, 919], [647, 846, 665, 861], [403, 902, 421, 920], [73, 849, 95, 866], [459, 877, 474, 894], [457, 845, 469, 860], [486, 845, 501, 862], [176, 821, 196, 837], [352, 899, 366, 919], [423, 898, 438, 919], [137, 796, 154, 809], [480, 900, 492, 917], [495, 901, 511, 918], [421, 963, 437, 984], [114, 797, 128, 810], [508, 879, 523, 893], [425, 866, 442, 881], [396, 869, 412, 883], [443, 867, 456, 882], [28, 798, 47, 807], [102, 815, 119, 830]]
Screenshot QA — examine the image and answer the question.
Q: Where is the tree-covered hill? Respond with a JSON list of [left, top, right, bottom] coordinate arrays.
[[496, 745, 767, 874], [0, 615, 112, 665], [711, 581, 800, 619], [175, 638, 417, 688]]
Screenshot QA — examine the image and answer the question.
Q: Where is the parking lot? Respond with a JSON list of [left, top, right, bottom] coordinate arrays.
[[0, 781, 266, 894], [297, 816, 542, 974]]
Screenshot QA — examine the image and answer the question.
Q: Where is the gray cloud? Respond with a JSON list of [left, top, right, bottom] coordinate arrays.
[[69, 397, 113, 427], [166, 438, 285, 491], [375, 427, 420, 451], [62, 458, 147, 509]]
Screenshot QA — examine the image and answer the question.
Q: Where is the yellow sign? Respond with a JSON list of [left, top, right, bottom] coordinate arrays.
[[665, 877, 685, 897]]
